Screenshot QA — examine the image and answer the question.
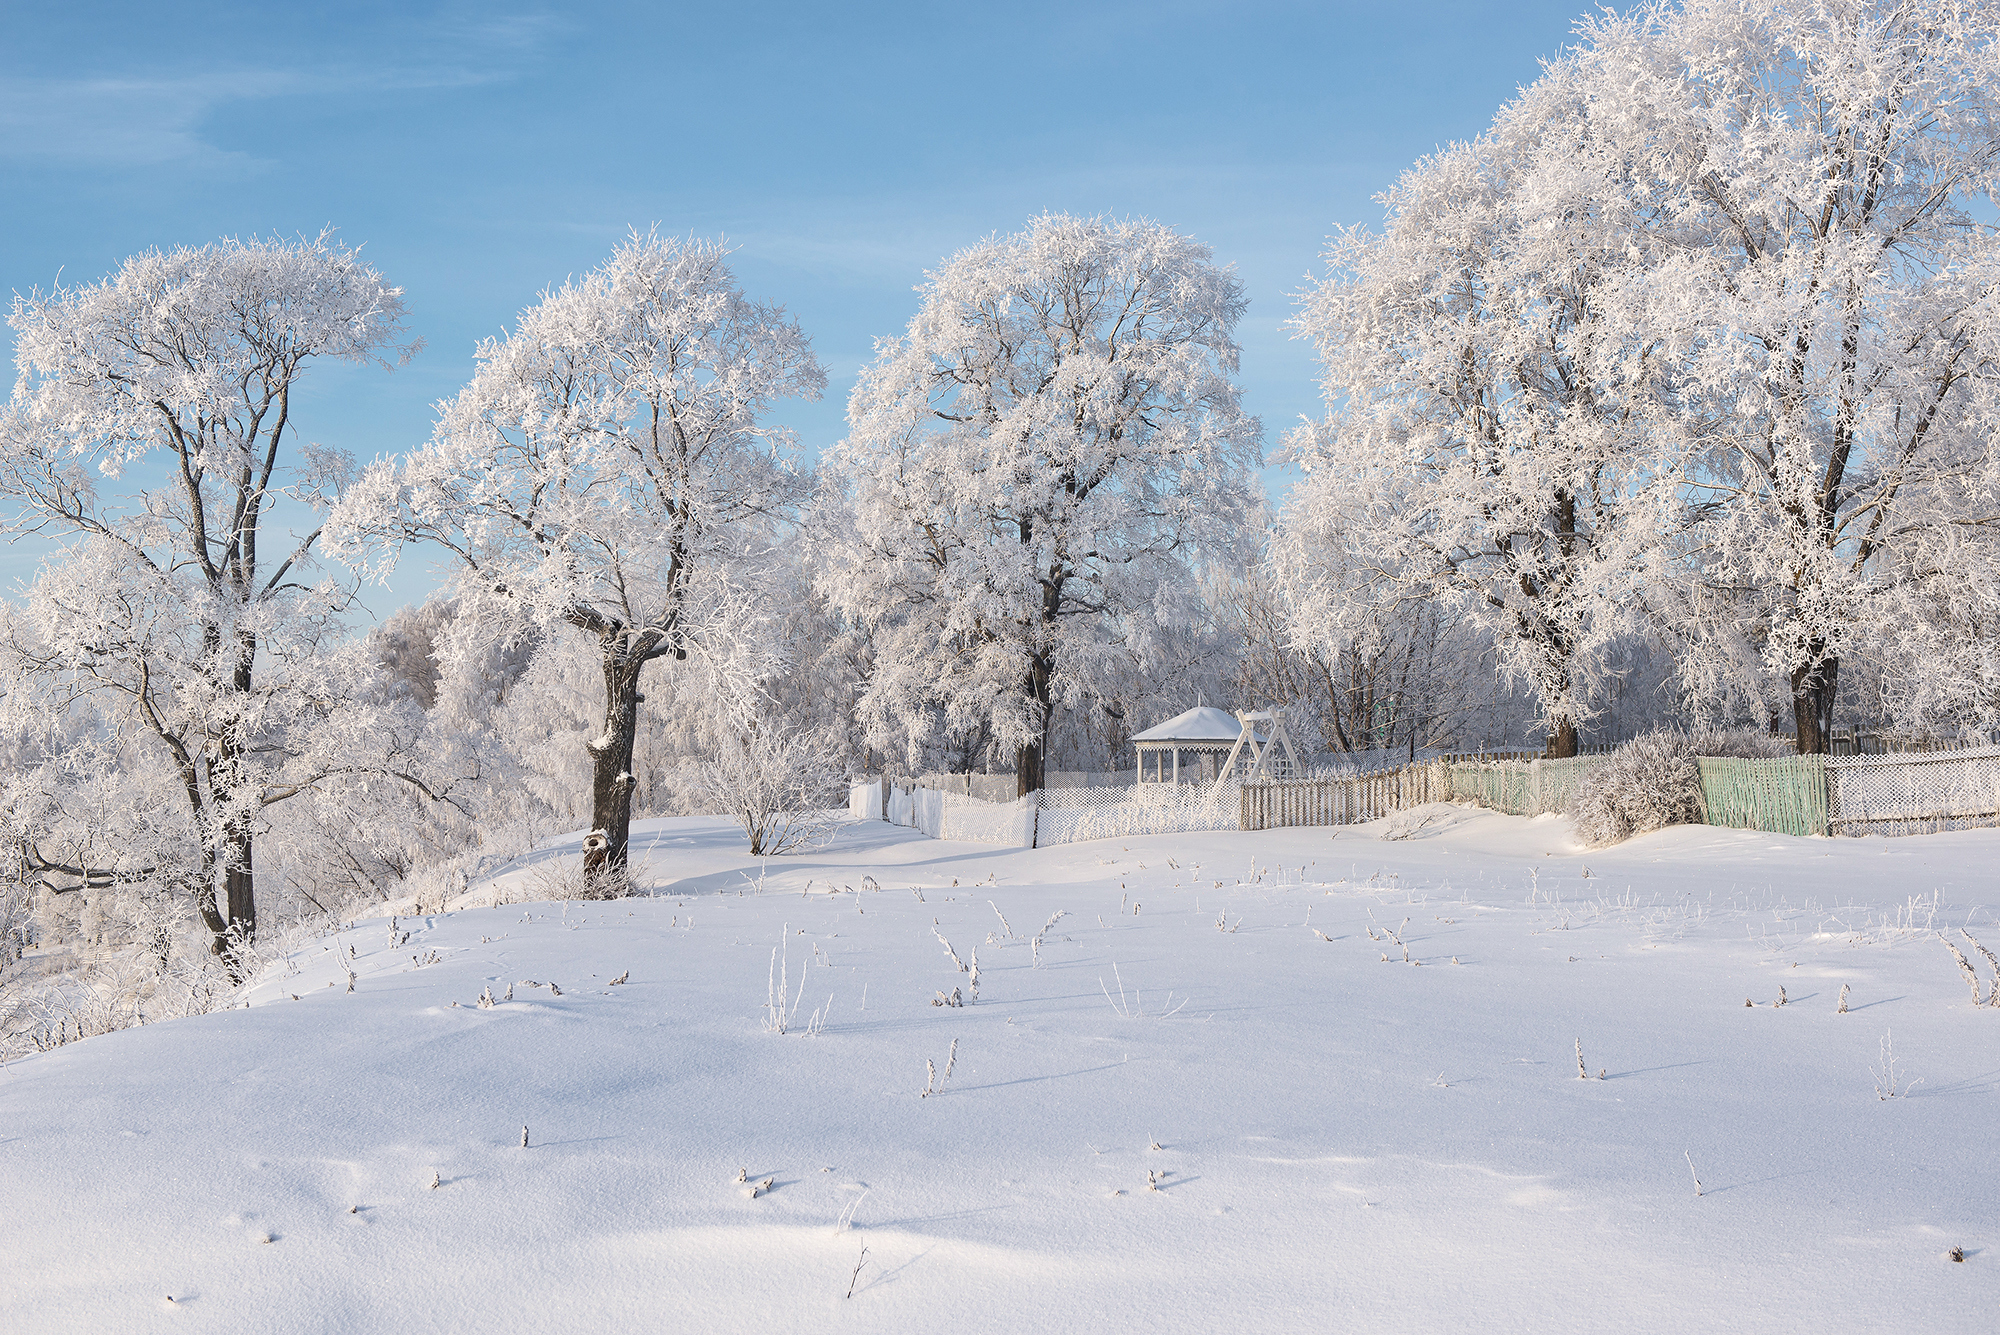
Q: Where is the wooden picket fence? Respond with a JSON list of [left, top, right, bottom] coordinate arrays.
[[879, 744, 2000, 844], [1240, 762, 1447, 830], [1698, 756, 1830, 837]]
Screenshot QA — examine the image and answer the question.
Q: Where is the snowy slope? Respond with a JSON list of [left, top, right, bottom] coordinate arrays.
[[3, 809, 1997, 1333]]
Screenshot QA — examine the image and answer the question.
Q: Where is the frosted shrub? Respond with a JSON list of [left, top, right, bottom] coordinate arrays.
[[1570, 728, 1789, 847], [709, 723, 844, 857]]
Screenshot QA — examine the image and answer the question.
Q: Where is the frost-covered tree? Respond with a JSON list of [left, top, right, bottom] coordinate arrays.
[[330, 232, 824, 874], [0, 233, 418, 963], [1227, 559, 1523, 760], [822, 214, 1262, 795], [1563, 0, 2000, 752], [1281, 65, 1687, 758]]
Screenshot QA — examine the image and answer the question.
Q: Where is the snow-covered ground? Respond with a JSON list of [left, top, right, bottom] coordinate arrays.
[[4, 807, 1997, 1332]]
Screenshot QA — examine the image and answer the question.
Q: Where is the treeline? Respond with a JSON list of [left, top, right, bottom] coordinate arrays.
[[2, 0, 1997, 1007]]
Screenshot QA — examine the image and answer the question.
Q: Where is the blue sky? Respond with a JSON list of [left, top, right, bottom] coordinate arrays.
[[1, 0, 1591, 619]]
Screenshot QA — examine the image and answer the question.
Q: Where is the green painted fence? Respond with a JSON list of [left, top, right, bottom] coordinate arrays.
[[1697, 755, 1828, 837], [1442, 755, 1610, 817]]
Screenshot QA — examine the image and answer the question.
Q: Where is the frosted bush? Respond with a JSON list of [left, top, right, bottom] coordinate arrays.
[[709, 723, 845, 857], [1570, 728, 1790, 847]]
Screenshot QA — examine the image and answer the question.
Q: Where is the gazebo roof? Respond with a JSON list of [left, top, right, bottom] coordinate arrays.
[[1130, 706, 1243, 745]]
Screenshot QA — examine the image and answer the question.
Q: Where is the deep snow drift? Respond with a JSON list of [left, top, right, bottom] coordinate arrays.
[[3, 808, 1996, 1333]]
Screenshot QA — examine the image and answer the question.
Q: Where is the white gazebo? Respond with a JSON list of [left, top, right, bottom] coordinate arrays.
[[1131, 706, 1243, 785]]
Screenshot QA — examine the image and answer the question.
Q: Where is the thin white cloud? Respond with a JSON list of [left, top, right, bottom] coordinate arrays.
[[0, 10, 564, 169], [0, 74, 293, 167]]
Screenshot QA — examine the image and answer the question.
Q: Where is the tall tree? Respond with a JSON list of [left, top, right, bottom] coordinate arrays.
[[330, 231, 823, 875], [822, 214, 1262, 795], [1282, 70, 1685, 758], [0, 232, 416, 964], [1568, 0, 2000, 752]]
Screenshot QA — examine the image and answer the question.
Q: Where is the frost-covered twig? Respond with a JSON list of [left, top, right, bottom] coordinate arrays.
[[1030, 910, 1066, 968], [1872, 1029, 1922, 1100], [920, 1038, 959, 1097], [1943, 936, 1985, 1004], [834, 1188, 869, 1236], [933, 927, 968, 973], [764, 928, 808, 1035], [1962, 930, 2000, 1006]]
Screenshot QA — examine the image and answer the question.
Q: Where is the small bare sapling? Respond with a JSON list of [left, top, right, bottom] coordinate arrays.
[[845, 1245, 870, 1299], [1838, 983, 1850, 1013], [1574, 1039, 1604, 1080], [989, 902, 1015, 938], [1684, 1150, 1702, 1197]]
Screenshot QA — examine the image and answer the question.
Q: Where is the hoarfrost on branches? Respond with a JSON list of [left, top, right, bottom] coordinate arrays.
[[1573, 0, 2000, 749], [1279, 64, 1687, 757], [0, 231, 434, 968], [329, 230, 825, 875], [821, 214, 1262, 794]]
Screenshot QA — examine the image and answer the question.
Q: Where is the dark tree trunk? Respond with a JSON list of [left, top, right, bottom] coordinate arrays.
[[1015, 652, 1055, 799], [207, 641, 261, 976], [584, 650, 645, 877], [223, 833, 256, 942], [1790, 653, 1838, 755], [1548, 717, 1578, 759]]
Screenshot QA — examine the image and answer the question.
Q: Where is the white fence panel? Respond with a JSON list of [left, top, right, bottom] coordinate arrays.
[[1033, 783, 1240, 846], [848, 781, 883, 820], [940, 792, 1037, 846], [1829, 745, 2000, 833]]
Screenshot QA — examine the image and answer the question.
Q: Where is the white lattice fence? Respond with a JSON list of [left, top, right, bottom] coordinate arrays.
[[874, 779, 1241, 847], [1032, 784, 1241, 846], [1829, 746, 2000, 834]]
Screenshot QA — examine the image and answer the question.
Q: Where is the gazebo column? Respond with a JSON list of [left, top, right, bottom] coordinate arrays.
[[1172, 749, 1180, 784]]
